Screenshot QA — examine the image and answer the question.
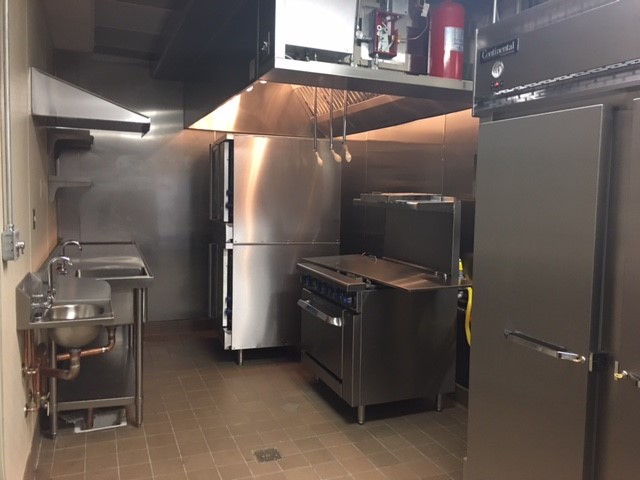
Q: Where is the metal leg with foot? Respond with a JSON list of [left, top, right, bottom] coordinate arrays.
[[357, 405, 365, 425], [134, 288, 145, 427], [436, 393, 444, 412], [237, 349, 243, 366], [49, 340, 58, 438]]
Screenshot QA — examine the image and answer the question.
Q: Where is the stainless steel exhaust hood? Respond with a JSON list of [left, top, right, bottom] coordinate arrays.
[[155, 0, 473, 136], [31, 68, 150, 135]]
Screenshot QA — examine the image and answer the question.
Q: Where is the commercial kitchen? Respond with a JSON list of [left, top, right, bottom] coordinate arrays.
[[1, 0, 638, 479]]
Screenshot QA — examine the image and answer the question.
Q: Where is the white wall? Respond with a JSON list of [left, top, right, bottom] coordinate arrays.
[[0, 0, 55, 478]]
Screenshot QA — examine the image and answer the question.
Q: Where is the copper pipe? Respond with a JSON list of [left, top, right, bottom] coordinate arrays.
[[22, 330, 36, 375], [55, 327, 116, 361], [40, 348, 81, 380]]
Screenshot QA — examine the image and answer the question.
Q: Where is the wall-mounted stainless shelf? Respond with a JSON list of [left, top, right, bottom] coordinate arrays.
[[48, 176, 92, 202], [353, 192, 459, 213]]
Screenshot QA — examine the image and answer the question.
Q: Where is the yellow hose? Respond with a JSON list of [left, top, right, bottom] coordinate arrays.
[[465, 286, 473, 346], [459, 259, 473, 346]]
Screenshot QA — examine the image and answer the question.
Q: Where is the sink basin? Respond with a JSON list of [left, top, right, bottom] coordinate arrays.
[[43, 304, 106, 348], [50, 324, 102, 348], [44, 303, 106, 320]]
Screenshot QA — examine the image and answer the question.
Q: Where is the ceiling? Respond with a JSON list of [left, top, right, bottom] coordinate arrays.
[[41, 0, 185, 60]]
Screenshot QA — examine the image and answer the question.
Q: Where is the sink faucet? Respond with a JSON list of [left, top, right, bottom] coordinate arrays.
[[47, 256, 72, 297], [60, 240, 82, 274]]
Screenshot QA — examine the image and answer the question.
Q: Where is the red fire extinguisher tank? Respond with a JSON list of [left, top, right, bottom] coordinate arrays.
[[429, 0, 465, 79]]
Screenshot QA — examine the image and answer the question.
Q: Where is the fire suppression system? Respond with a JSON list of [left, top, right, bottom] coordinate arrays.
[[429, 0, 466, 79], [372, 9, 401, 59]]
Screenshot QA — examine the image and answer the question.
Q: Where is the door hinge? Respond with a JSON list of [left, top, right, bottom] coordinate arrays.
[[589, 351, 610, 372]]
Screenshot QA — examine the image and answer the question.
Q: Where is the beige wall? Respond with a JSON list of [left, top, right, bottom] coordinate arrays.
[[0, 0, 55, 478]]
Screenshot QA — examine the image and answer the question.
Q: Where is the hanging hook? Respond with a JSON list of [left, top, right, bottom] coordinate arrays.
[[329, 89, 342, 163], [342, 90, 352, 163], [313, 87, 323, 166]]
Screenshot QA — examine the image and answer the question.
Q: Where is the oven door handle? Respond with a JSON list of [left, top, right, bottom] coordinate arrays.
[[297, 299, 343, 327]]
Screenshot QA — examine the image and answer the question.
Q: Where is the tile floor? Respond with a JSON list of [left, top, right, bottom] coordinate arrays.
[[32, 326, 467, 480]]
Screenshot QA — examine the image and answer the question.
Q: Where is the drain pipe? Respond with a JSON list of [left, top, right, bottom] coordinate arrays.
[[40, 349, 81, 381], [1, 0, 24, 261], [56, 327, 117, 361]]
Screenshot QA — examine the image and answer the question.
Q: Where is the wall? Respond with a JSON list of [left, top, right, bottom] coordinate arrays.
[[54, 52, 213, 322], [0, 0, 55, 478], [341, 109, 478, 255]]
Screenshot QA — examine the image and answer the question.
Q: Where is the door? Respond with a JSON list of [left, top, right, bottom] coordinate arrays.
[[232, 136, 341, 244], [466, 105, 610, 480], [210, 140, 232, 223], [231, 243, 338, 350], [596, 98, 640, 480]]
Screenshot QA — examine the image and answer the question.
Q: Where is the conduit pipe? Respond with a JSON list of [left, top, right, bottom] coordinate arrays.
[[2, 0, 13, 230], [1, 0, 23, 261]]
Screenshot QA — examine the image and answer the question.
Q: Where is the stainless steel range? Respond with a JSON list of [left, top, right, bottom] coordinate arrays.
[[297, 194, 469, 424]]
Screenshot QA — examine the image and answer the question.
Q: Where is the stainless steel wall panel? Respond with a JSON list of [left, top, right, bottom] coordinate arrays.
[[442, 110, 478, 198], [232, 136, 341, 244], [54, 52, 212, 321], [365, 116, 445, 194], [466, 105, 610, 480], [339, 112, 477, 256], [231, 243, 338, 350]]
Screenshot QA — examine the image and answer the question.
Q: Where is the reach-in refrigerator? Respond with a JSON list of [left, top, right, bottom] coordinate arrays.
[[466, 1, 640, 479], [209, 134, 340, 363]]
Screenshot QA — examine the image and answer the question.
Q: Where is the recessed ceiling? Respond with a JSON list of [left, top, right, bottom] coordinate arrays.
[[42, 0, 185, 60]]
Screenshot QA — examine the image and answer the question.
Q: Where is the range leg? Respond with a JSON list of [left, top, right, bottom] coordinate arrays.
[[357, 405, 365, 425], [436, 393, 444, 412]]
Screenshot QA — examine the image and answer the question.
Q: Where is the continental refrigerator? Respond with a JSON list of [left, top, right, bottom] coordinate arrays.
[[209, 134, 340, 364], [466, 1, 640, 479]]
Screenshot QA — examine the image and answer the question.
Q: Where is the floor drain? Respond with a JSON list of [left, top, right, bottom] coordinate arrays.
[[254, 448, 282, 463]]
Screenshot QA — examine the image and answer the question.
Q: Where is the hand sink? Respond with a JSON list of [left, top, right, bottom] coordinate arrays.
[[41, 303, 111, 348], [44, 303, 106, 321]]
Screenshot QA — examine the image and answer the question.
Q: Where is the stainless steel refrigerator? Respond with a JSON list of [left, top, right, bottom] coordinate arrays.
[[467, 1, 640, 479], [209, 134, 340, 363]]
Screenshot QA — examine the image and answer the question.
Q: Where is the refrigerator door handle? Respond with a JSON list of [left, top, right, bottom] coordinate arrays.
[[613, 361, 640, 387], [297, 299, 343, 327], [503, 329, 586, 364]]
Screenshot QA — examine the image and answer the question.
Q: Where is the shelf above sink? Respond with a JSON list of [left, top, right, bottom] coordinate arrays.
[[48, 176, 93, 202]]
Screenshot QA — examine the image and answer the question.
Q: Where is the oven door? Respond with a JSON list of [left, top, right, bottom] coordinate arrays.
[[299, 289, 346, 382]]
